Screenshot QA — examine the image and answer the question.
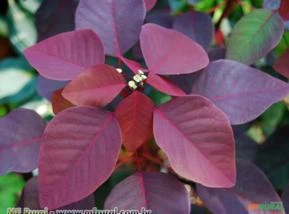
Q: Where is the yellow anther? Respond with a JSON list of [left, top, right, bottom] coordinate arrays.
[[138, 69, 144, 75], [140, 74, 147, 80], [133, 74, 143, 83], [127, 69, 148, 90], [128, 80, 138, 90]]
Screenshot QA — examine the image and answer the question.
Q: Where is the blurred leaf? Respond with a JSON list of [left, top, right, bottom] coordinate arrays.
[[226, 9, 284, 65], [247, 102, 286, 143], [275, 31, 289, 55], [263, 0, 281, 10], [251, 0, 263, 8], [0, 58, 36, 105], [240, 0, 253, 14], [0, 173, 25, 214], [259, 102, 286, 136], [194, 0, 217, 12], [7, 0, 37, 53], [168, 0, 188, 14], [246, 124, 265, 143], [0, 16, 8, 37], [187, 0, 200, 6], [21, 97, 52, 118], [0, 79, 37, 106], [0, 106, 8, 117], [35, 0, 79, 41], [255, 125, 289, 190], [19, 0, 43, 14]]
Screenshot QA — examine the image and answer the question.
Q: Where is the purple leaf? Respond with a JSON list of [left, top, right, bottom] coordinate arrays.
[[208, 47, 226, 61], [19, 177, 95, 210], [282, 183, 289, 213], [75, 0, 146, 57], [173, 11, 214, 50], [39, 107, 121, 209], [153, 95, 236, 187], [197, 160, 284, 214], [24, 29, 105, 80], [37, 76, 67, 100], [190, 60, 289, 124], [146, 10, 175, 28], [104, 172, 190, 213], [140, 23, 209, 75], [35, 0, 79, 41], [167, 73, 196, 94], [62, 65, 126, 107], [0, 109, 45, 175]]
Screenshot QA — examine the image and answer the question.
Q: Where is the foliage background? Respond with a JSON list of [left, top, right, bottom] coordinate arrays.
[[0, 0, 288, 213]]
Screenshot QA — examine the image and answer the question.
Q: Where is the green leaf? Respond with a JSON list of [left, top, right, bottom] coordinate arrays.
[[275, 31, 289, 55], [259, 102, 286, 137], [7, 0, 37, 54], [0, 173, 25, 213], [226, 9, 284, 65], [194, 0, 217, 13]]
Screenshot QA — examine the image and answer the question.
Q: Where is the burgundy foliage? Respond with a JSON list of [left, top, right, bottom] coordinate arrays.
[[197, 160, 284, 214], [104, 172, 190, 214], [18, 177, 95, 210], [0, 109, 45, 175], [0, 0, 288, 212]]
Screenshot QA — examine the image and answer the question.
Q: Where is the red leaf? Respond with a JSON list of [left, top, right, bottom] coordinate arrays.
[[62, 65, 126, 107], [147, 73, 186, 96], [104, 172, 190, 213], [119, 56, 144, 74], [51, 89, 74, 114], [115, 91, 154, 152], [274, 48, 289, 79], [0, 109, 45, 175], [153, 96, 236, 187], [39, 107, 121, 209], [24, 29, 105, 80], [140, 23, 209, 75]]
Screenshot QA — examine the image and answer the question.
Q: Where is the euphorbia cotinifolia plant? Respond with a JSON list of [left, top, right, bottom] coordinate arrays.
[[1, 0, 289, 213]]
